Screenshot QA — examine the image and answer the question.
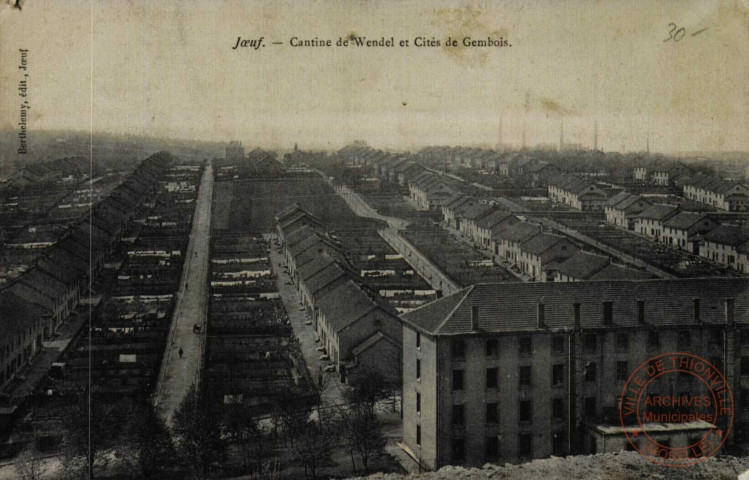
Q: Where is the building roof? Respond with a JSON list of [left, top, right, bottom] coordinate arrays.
[[636, 204, 679, 221], [588, 264, 653, 281], [476, 210, 513, 230], [701, 225, 749, 247], [519, 232, 570, 256], [553, 251, 611, 280], [351, 331, 400, 357], [401, 279, 749, 335], [663, 212, 709, 230], [0, 291, 49, 350], [316, 280, 381, 333], [493, 222, 542, 243]]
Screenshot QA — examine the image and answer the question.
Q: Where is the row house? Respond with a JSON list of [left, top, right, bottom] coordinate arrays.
[[0, 291, 50, 389], [409, 172, 456, 211], [661, 212, 718, 253], [699, 225, 749, 271], [526, 162, 559, 188], [548, 175, 608, 211], [632, 204, 679, 242], [553, 251, 651, 282], [474, 211, 518, 250], [604, 192, 652, 229], [278, 206, 404, 385], [491, 222, 543, 263], [396, 162, 426, 187], [516, 233, 577, 281], [649, 162, 692, 186], [401, 278, 749, 469], [442, 195, 477, 230], [456, 203, 497, 239], [683, 175, 749, 212]]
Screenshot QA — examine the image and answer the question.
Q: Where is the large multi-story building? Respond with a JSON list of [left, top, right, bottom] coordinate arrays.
[[400, 279, 749, 470]]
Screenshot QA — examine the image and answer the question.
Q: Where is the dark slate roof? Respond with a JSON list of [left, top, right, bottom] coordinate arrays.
[[317, 280, 380, 333], [519, 233, 568, 256], [458, 203, 494, 221], [553, 251, 610, 280], [636, 204, 678, 221], [476, 210, 513, 230], [0, 291, 49, 350], [494, 222, 542, 243], [351, 331, 400, 356], [401, 279, 749, 335], [588, 264, 653, 281], [701, 225, 749, 247], [663, 212, 707, 230], [306, 262, 350, 296]]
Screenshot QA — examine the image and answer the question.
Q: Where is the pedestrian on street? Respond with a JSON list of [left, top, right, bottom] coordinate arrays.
[[179, 347, 184, 359]]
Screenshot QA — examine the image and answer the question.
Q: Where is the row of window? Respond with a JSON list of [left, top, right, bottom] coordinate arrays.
[[414, 428, 566, 461], [443, 330, 707, 363]]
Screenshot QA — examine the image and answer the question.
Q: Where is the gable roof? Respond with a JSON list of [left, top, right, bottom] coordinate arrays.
[[701, 225, 749, 247], [663, 212, 709, 230], [636, 204, 679, 221], [554, 251, 611, 280], [520, 232, 571, 256], [494, 222, 542, 243]]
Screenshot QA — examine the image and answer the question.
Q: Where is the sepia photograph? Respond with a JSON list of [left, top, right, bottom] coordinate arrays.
[[0, 0, 747, 478]]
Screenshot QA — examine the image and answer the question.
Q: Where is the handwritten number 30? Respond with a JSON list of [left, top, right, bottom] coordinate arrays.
[[664, 23, 686, 42]]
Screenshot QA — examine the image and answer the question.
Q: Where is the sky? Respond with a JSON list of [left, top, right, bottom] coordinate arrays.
[[0, 0, 747, 153]]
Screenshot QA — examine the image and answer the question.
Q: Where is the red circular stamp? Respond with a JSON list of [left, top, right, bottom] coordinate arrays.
[[619, 352, 733, 467]]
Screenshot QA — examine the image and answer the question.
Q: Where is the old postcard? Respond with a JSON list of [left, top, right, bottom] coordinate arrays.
[[0, 1, 747, 479]]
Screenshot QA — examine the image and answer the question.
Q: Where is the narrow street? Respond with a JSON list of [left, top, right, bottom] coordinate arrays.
[[153, 162, 213, 426]]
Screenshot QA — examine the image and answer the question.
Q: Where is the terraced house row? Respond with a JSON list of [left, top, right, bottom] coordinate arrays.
[[0, 152, 174, 392]]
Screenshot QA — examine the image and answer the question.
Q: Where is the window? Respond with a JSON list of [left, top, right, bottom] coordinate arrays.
[[573, 303, 581, 326], [603, 302, 613, 325], [518, 433, 532, 458], [552, 364, 564, 386], [485, 436, 499, 461], [741, 330, 749, 346], [519, 365, 532, 387], [451, 339, 466, 359], [709, 329, 722, 347], [616, 361, 628, 382], [584, 362, 597, 382], [518, 337, 532, 356], [552, 398, 564, 420], [486, 367, 499, 389], [452, 369, 464, 391], [710, 356, 723, 372], [451, 438, 465, 464], [519, 400, 532, 423], [416, 393, 421, 415], [452, 404, 465, 425], [416, 332, 421, 349], [694, 299, 701, 322], [537, 303, 545, 328], [678, 330, 692, 349], [486, 402, 498, 424], [486, 338, 499, 357], [416, 426, 421, 446], [584, 397, 596, 417], [416, 359, 421, 380], [552, 336, 565, 355], [637, 300, 646, 324], [616, 333, 628, 352], [742, 357, 749, 377], [583, 333, 597, 354], [647, 331, 660, 349]]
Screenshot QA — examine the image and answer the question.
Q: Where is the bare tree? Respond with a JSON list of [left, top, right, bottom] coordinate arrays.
[[120, 401, 177, 479], [173, 384, 227, 479], [291, 420, 335, 480], [223, 402, 272, 475], [341, 401, 386, 474], [61, 392, 127, 479]]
